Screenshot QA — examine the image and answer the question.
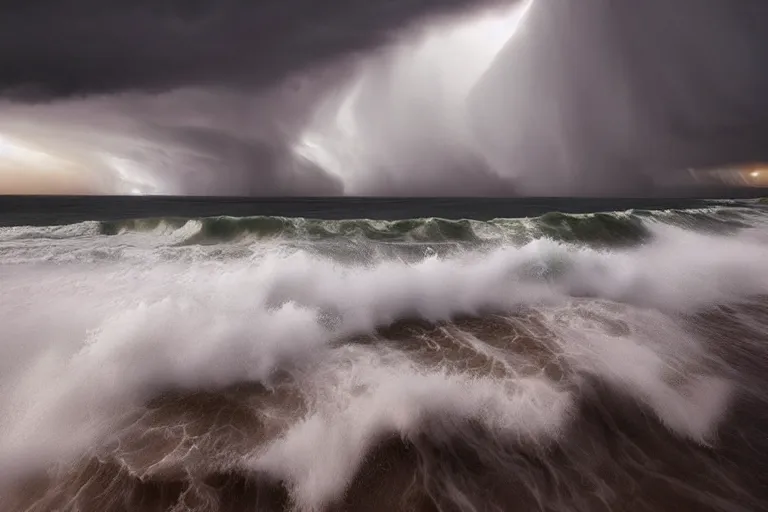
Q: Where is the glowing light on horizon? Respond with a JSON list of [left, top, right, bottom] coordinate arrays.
[[0, 133, 100, 194], [101, 154, 164, 195], [0, 134, 66, 169], [0, 131, 167, 194]]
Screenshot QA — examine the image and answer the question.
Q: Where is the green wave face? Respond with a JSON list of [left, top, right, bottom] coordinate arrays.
[[98, 204, 768, 248]]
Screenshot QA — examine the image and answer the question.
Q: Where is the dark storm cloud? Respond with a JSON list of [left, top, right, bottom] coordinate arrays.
[[0, 0, 498, 98], [0, 0, 513, 196], [2, 0, 768, 196]]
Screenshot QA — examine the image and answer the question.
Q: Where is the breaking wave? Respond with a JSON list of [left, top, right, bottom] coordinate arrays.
[[93, 204, 766, 247], [2, 203, 768, 511]]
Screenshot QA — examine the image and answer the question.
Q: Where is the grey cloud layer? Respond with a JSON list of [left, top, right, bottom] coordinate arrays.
[[0, 0, 495, 97], [1, 0, 768, 196]]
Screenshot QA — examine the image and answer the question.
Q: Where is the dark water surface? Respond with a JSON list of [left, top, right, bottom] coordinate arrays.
[[0, 193, 765, 226]]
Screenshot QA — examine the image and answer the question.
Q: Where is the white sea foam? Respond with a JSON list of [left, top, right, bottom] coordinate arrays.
[[0, 221, 101, 242], [250, 350, 571, 509], [1, 221, 767, 506], [547, 301, 732, 443]]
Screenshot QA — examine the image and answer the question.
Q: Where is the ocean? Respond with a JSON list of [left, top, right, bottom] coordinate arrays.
[[2, 196, 768, 512]]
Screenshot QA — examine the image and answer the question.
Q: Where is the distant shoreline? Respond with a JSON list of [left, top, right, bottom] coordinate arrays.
[[0, 191, 765, 227]]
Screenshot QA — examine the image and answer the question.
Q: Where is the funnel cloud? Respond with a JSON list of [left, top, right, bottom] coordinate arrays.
[[0, 0, 766, 195]]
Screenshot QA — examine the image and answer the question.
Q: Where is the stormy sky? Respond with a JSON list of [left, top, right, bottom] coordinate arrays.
[[0, 0, 767, 196], [0, 0, 504, 98]]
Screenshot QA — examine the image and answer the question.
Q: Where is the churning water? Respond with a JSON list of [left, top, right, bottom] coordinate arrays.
[[2, 199, 768, 511]]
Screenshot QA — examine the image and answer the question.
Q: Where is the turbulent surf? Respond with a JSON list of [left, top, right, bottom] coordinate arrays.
[[3, 201, 768, 512]]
